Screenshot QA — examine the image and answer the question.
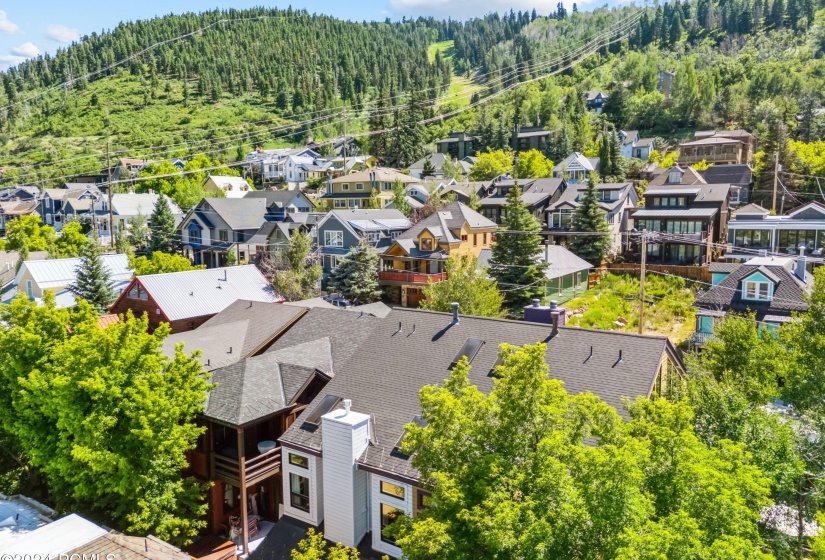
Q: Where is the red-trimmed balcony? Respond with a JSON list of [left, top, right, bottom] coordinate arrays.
[[379, 270, 448, 284]]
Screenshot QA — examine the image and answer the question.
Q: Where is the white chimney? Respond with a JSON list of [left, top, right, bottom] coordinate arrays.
[[797, 245, 807, 281], [321, 404, 371, 548]]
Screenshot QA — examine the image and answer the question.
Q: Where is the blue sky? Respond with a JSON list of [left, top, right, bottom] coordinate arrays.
[[0, 0, 599, 70]]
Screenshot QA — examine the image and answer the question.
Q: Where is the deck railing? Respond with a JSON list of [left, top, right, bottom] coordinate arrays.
[[212, 446, 282, 487], [379, 270, 448, 284]]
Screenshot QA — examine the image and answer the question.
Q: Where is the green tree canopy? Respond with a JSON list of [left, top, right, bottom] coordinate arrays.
[[469, 148, 515, 181], [50, 222, 88, 258], [148, 195, 180, 255], [327, 241, 382, 304], [69, 236, 118, 314], [129, 251, 205, 276], [0, 294, 211, 545], [488, 184, 548, 307], [391, 179, 412, 216], [420, 254, 504, 318], [127, 213, 151, 254], [515, 149, 554, 178], [568, 173, 612, 264], [6, 215, 56, 252], [258, 231, 322, 301]]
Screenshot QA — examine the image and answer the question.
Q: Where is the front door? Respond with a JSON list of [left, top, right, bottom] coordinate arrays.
[[407, 287, 425, 308]]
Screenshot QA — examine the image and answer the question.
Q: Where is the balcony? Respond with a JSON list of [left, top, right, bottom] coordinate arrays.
[[212, 446, 282, 488], [379, 270, 448, 284], [689, 331, 718, 349]]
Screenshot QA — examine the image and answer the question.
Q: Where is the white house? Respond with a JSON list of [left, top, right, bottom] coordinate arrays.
[[202, 175, 253, 198], [619, 130, 656, 160], [98, 192, 183, 236], [551, 152, 601, 184]]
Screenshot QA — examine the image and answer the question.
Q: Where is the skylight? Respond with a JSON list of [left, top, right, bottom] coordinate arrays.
[[304, 394, 342, 426], [393, 415, 429, 454], [450, 338, 485, 368]]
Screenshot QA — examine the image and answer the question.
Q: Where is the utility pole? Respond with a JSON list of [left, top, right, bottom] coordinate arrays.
[[771, 151, 779, 213], [639, 230, 647, 335], [343, 109, 348, 175], [107, 141, 114, 248]]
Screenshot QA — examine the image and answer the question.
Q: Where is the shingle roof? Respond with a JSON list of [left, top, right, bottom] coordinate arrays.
[[696, 259, 811, 317], [279, 308, 681, 479], [201, 197, 268, 230], [161, 300, 306, 370], [635, 137, 655, 147], [680, 136, 743, 146], [708, 262, 741, 273], [733, 203, 769, 215], [699, 164, 753, 186], [553, 152, 597, 172], [17, 254, 131, 290], [394, 201, 495, 246], [64, 533, 188, 560], [648, 166, 706, 186], [243, 189, 305, 208], [132, 265, 282, 322], [330, 168, 417, 185], [621, 130, 638, 145]]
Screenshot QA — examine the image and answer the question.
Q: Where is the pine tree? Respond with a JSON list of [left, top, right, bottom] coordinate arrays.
[[70, 236, 117, 314], [148, 196, 179, 255], [488, 184, 548, 308], [609, 131, 623, 179], [421, 157, 436, 178], [327, 241, 382, 304], [602, 86, 628, 129], [568, 173, 612, 264], [368, 83, 391, 161]]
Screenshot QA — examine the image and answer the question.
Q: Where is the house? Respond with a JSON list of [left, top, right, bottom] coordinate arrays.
[[0, 186, 38, 203], [109, 265, 283, 333], [648, 163, 707, 187], [0, 200, 38, 234], [692, 255, 811, 348], [551, 152, 600, 184], [180, 306, 385, 554], [0, 250, 48, 296], [698, 164, 753, 205], [380, 201, 496, 307], [511, 125, 551, 152], [632, 137, 656, 160], [277, 305, 684, 557], [678, 130, 757, 165], [41, 186, 102, 230], [479, 177, 565, 225], [657, 70, 675, 99], [180, 197, 273, 268], [619, 130, 640, 159], [250, 212, 325, 263], [0, 495, 186, 559], [631, 180, 733, 265], [545, 181, 638, 255], [316, 209, 410, 275], [99, 192, 183, 236], [584, 90, 608, 112], [243, 189, 315, 221], [407, 153, 472, 179], [726, 201, 825, 260], [13, 254, 131, 308], [439, 181, 490, 204], [435, 131, 480, 160], [320, 168, 418, 210], [203, 175, 253, 198], [246, 147, 320, 183]]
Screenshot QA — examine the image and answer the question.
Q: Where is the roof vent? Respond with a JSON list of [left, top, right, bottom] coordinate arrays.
[[343, 399, 352, 414], [451, 302, 459, 324], [551, 311, 560, 337]]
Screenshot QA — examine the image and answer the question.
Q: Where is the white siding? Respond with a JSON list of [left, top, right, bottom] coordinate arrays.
[[370, 475, 413, 558], [281, 449, 324, 526], [321, 408, 371, 548]]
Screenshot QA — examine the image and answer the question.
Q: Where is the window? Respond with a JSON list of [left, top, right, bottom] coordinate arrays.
[[26, 279, 33, 299], [290, 473, 310, 512], [483, 233, 488, 245], [342, 183, 350, 191], [380, 504, 403, 544], [366, 232, 380, 243], [382, 182, 393, 191], [473, 233, 478, 247], [668, 171, 682, 183], [334, 199, 347, 208], [324, 231, 343, 247], [699, 315, 714, 334], [652, 198, 661, 207], [637, 219, 660, 232], [666, 221, 702, 235], [349, 199, 361, 208], [417, 490, 432, 510], [356, 183, 364, 190], [390, 231, 401, 239], [461, 234, 468, 241], [328, 255, 339, 269], [289, 453, 309, 469], [733, 229, 772, 249], [188, 224, 201, 245], [380, 481, 406, 500], [744, 280, 772, 301], [420, 237, 434, 251], [219, 230, 229, 242], [127, 284, 148, 300]]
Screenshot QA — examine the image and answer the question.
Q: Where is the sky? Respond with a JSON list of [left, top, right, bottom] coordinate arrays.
[[0, 0, 601, 70]]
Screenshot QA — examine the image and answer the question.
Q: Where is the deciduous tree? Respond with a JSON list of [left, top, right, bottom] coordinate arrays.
[[421, 254, 504, 318], [469, 148, 514, 181], [129, 251, 205, 276]]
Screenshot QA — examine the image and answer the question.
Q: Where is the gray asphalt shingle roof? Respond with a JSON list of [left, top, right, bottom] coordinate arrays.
[[279, 308, 681, 479], [202, 197, 268, 230]]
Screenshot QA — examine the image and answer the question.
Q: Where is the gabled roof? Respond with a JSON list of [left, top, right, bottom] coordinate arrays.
[[620, 130, 639, 145], [543, 245, 594, 279], [243, 189, 309, 208], [110, 193, 182, 216], [553, 152, 598, 173], [197, 197, 268, 230], [280, 308, 683, 479], [330, 167, 417, 185], [635, 137, 655, 147], [394, 201, 495, 247], [546, 182, 633, 213], [161, 300, 306, 370], [699, 164, 753, 186], [787, 200, 825, 218], [408, 152, 450, 170], [204, 175, 251, 190], [733, 203, 770, 216], [16, 254, 131, 290], [123, 265, 282, 322], [648, 165, 706, 186], [679, 136, 743, 147]]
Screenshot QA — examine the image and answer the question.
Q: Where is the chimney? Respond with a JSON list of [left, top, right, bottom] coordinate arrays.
[[551, 311, 560, 337], [797, 245, 807, 281], [343, 399, 352, 414], [550, 300, 567, 325], [451, 302, 460, 324]]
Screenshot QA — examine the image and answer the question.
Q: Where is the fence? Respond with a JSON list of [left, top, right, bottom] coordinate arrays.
[[603, 262, 712, 284]]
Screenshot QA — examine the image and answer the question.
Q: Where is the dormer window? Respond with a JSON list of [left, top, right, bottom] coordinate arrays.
[[743, 280, 772, 301], [421, 238, 434, 251], [668, 169, 683, 184]]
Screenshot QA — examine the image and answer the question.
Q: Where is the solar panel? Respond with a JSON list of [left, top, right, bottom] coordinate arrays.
[[450, 338, 485, 368], [393, 415, 429, 453], [304, 394, 342, 426]]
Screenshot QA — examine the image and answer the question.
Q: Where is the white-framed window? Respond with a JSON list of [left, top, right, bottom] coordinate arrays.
[[328, 255, 339, 269], [390, 231, 401, 239], [743, 280, 772, 301], [290, 472, 310, 513], [382, 182, 392, 191], [334, 199, 347, 208], [356, 183, 364, 190], [324, 230, 343, 247], [342, 183, 350, 191], [366, 232, 380, 243], [349, 199, 361, 208]]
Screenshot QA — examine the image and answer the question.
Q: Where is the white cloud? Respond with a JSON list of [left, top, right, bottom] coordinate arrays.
[[11, 41, 40, 58], [0, 55, 26, 67], [389, 0, 594, 18], [45, 23, 80, 43], [0, 10, 22, 34]]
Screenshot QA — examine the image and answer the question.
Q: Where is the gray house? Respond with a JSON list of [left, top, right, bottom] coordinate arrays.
[[180, 197, 274, 267], [316, 209, 410, 275], [243, 189, 315, 220]]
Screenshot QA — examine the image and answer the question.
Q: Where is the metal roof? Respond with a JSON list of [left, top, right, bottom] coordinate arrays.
[[0, 513, 107, 556], [632, 208, 719, 219], [16, 254, 131, 290], [135, 265, 283, 321], [543, 245, 594, 279], [644, 188, 702, 196], [111, 193, 182, 216]]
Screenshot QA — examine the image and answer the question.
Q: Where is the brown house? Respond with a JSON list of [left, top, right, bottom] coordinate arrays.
[[109, 265, 283, 333], [678, 130, 757, 165]]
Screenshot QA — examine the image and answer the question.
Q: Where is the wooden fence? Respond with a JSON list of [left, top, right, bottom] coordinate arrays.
[[602, 262, 712, 284]]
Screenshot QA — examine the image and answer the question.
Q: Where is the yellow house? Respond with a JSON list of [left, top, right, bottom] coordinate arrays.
[[320, 167, 418, 210], [380, 201, 497, 307]]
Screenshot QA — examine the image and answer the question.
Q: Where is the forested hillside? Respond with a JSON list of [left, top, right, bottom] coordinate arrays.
[[1, 0, 825, 193]]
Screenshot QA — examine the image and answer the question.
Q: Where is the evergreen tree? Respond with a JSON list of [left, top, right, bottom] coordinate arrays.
[[671, 57, 699, 126], [770, 0, 785, 27], [421, 157, 436, 179], [70, 236, 117, 314], [602, 86, 629, 129], [598, 134, 612, 177], [609, 130, 623, 179], [391, 92, 426, 168], [148, 196, 179, 255], [569, 173, 612, 264], [488, 184, 548, 308], [368, 83, 391, 161], [327, 241, 382, 304]]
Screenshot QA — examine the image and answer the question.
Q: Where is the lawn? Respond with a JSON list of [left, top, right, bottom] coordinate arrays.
[[563, 273, 698, 346]]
